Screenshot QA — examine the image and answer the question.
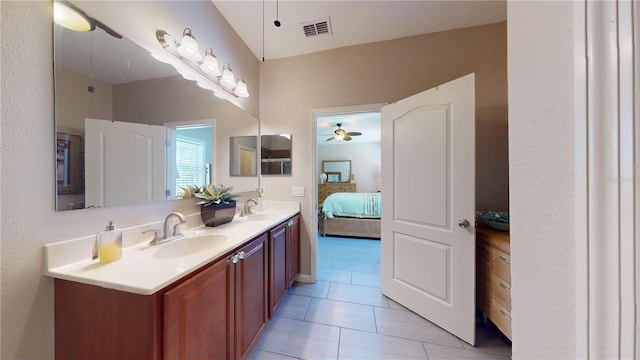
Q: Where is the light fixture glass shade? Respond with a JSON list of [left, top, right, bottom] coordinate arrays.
[[234, 79, 249, 98], [200, 48, 221, 77], [53, 2, 94, 32], [177, 28, 202, 62], [220, 65, 237, 89]]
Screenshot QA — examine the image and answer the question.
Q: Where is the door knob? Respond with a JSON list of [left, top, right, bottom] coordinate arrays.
[[458, 219, 470, 228]]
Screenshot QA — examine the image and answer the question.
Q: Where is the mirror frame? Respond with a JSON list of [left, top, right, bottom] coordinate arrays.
[[322, 160, 352, 183]]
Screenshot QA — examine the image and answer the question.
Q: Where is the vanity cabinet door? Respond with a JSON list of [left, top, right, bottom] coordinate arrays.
[[235, 233, 269, 360], [287, 214, 300, 287], [269, 223, 288, 318], [164, 257, 234, 360]]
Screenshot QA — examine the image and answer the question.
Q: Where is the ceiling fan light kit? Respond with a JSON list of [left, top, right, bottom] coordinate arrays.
[[326, 123, 362, 142], [155, 28, 250, 103]]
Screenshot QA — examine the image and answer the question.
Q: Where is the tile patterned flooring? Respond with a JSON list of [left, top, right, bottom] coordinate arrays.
[[249, 235, 512, 360]]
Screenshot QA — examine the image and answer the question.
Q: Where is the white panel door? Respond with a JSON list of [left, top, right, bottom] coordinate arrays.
[[85, 118, 166, 207], [381, 73, 476, 345]]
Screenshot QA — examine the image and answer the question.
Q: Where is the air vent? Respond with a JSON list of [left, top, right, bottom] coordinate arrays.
[[301, 18, 332, 38]]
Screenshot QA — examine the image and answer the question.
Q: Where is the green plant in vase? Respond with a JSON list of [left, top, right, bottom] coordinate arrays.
[[194, 185, 240, 227]]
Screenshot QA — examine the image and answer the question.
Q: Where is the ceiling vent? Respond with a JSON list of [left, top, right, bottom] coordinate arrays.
[[301, 18, 332, 38]]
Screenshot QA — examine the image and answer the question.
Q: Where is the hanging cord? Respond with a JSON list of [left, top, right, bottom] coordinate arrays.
[[262, 0, 265, 62], [88, 32, 95, 93], [274, 0, 281, 27]]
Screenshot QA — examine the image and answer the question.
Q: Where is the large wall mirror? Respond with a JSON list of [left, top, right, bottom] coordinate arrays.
[[54, 2, 258, 211]]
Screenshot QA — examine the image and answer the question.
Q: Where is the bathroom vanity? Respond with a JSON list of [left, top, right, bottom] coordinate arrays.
[[45, 206, 300, 360]]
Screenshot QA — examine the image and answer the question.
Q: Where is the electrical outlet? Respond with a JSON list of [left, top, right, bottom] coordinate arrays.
[[291, 186, 305, 197]]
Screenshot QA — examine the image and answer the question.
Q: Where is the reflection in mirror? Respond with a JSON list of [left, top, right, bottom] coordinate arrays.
[[230, 136, 257, 176], [54, 3, 258, 211], [261, 135, 292, 175], [322, 160, 351, 183]]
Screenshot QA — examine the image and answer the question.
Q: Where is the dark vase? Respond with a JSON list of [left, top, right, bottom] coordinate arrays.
[[200, 201, 237, 227]]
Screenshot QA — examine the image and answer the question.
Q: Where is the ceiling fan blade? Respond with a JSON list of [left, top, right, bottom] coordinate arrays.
[[326, 137, 335, 141], [345, 132, 362, 136], [344, 136, 352, 141]]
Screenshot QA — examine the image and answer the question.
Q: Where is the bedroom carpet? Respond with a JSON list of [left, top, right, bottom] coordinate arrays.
[[248, 235, 512, 360]]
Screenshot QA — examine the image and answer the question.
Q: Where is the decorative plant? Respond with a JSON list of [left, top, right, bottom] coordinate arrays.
[[178, 185, 202, 199], [195, 184, 240, 207]]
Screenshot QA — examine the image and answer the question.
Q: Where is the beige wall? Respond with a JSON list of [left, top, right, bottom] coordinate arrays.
[[0, 1, 258, 358], [56, 69, 113, 133], [259, 22, 508, 277], [508, 2, 577, 358]]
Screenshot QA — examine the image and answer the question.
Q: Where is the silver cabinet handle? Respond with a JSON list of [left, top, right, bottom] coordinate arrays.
[[232, 253, 240, 264], [458, 219, 470, 228], [499, 283, 511, 293], [499, 255, 511, 264], [500, 309, 512, 321], [238, 251, 246, 260]]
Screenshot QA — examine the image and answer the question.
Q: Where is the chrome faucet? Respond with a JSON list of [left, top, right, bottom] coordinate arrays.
[[163, 212, 186, 240], [243, 199, 259, 216]]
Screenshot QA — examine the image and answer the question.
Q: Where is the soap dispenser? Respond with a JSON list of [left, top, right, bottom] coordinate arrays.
[[93, 220, 123, 264]]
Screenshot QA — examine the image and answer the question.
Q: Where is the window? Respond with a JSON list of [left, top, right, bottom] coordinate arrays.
[[175, 135, 206, 195]]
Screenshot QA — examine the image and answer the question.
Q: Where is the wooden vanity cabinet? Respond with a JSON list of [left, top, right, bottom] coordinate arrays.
[[234, 233, 269, 359], [268, 214, 301, 317], [164, 256, 234, 360], [269, 223, 288, 317], [287, 214, 300, 287], [55, 215, 297, 360], [476, 227, 512, 340], [55, 278, 163, 359]]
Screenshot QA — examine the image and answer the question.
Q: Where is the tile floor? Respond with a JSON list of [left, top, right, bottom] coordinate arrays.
[[249, 235, 512, 360]]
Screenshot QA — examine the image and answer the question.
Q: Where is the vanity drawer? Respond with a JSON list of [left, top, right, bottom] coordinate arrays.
[[491, 248, 511, 282], [490, 298, 512, 340], [491, 272, 511, 309]]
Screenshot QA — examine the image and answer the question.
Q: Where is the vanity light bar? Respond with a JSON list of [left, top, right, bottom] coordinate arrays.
[[154, 29, 249, 102]]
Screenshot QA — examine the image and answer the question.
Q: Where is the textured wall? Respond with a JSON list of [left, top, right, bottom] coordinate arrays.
[[508, 2, 576, 358], [259, 22, 508, 277]]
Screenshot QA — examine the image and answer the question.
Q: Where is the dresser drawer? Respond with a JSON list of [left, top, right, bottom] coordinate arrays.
[[491, 248, 511, 282], [489, 298, 512, 340], [491, 272, 511, 310]]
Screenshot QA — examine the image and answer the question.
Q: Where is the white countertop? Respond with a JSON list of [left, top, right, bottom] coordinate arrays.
[[44, 202, 300, 295]]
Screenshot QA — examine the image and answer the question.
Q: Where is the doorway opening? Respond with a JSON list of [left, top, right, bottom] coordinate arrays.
[[311, 104, 384, 284]]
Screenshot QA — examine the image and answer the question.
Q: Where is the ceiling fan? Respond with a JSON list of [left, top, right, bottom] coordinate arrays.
[[326, 123, 362, 142]]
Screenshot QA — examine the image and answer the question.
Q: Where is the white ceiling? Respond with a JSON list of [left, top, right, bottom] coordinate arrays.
[[213, 0, 507, 60]]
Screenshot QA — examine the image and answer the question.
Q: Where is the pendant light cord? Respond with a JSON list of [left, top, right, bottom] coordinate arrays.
[[262, 0, 265, 62]]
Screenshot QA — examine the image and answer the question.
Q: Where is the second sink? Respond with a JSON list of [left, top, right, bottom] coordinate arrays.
[[153, 234, 227, 259]]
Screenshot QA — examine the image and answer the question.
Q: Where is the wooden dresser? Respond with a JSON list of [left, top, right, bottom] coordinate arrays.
[[318, 183, 356, 204], [476, 226, 511, 340]]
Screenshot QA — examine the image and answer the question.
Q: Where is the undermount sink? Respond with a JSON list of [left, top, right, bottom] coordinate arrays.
[[153, 234, 227, 259], [242, 213, 274, 222]]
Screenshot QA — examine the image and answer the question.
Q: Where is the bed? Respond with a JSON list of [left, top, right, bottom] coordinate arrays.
[[319, 192, 381, 239]]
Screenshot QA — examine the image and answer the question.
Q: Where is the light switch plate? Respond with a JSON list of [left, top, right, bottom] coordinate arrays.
[[291, 186, 305, 197]]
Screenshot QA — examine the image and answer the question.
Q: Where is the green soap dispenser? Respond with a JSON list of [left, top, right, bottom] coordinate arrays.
[[93, 220, 123, 264]]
